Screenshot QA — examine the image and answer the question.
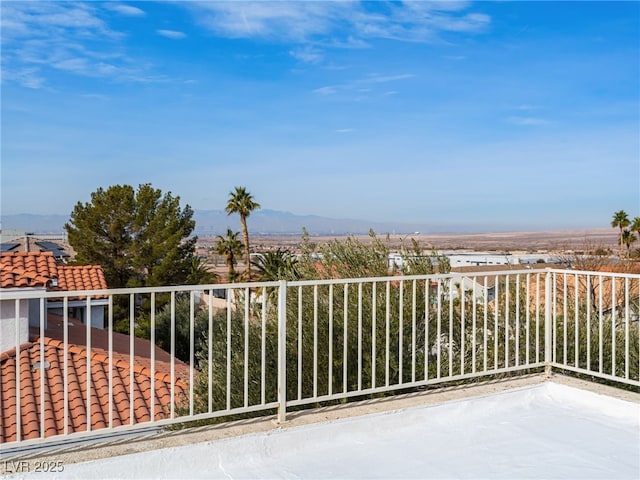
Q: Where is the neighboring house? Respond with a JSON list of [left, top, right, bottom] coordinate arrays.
[[0, 235, 71, 262], [0, 251, 108, 330], [448, 264, 640, 319], [0, 316, 189, 443], [550, 265, 640, 321], [447, 264, 552, 305], [0, 251, 189, 443]]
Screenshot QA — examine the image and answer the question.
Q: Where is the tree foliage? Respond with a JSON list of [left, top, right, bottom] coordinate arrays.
[[65, 184, 197, 288], [155, 295, 210, 365], [295, 229, 449, 280], [175, 231, 462, 419], [251, 248, 300, 282]]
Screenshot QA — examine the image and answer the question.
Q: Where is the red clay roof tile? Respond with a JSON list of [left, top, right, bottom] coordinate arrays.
[[0, 336, 188, 443], [1, 252, 107, 292], [39, 316, 187, 376]]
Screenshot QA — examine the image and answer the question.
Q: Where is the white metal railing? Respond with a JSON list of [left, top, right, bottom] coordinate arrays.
[[547, 269, 640, 384], [0, 268, 638, 450]]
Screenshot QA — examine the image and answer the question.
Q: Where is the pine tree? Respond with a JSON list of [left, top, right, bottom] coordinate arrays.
[[65, 183, 197, 288]]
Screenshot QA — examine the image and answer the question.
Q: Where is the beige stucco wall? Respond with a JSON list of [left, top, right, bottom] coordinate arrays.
[[0, 296, 30, 353]]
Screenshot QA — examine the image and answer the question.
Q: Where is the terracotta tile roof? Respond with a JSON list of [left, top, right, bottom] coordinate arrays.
[[0, 252, 57, 288], [596, 264, 640, 274], [51, 265, 107, 292], [0, 335, 188, 443], [41, 315, 189, 377], [1, 252, 107, 293]]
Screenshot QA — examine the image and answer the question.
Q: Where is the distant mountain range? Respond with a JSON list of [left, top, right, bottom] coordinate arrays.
[[1, 210, 433, 236]]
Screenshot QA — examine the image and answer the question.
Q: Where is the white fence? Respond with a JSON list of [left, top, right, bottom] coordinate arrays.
[[0, 268, 638, 450]]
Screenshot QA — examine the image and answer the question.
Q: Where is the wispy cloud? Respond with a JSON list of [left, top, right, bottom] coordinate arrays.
[[80, 93, 110, 101], [1, 2, 114, 38], [157, 29, 187, 40], [184, 2, 351, 42], [1, 67, 45, 89], [516, 104, 541, 111], [290, 46, 323, 64], [185, 1, 491, 42], [349, 2, 490, 43], [1, 2, 160, 87], [313, 86, 338, 95], [313, 73, 413, 97], [336, 128, 355, 133], [506, 116, 551, 126], [362, 73, 415, 84], [182, 1, 490, 63], [107, 4, 146, 17]]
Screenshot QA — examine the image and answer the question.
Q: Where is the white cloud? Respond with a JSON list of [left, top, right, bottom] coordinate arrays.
[[312, 72, 413, 98], [1, 67, 45, 89], [80, 93, 109, 101], [516, 104, 541, 111], [1, 2, 113, 37], [348, 2, 490, 43], [326, 36, 370, 49], [107, 4, 146, 17], [313, 86, 338, 95], [362, 73, 415, 84], [157, 29, 187, 40], [185, 2, 350, 41], [290, 46, 323, 64], [182, 1, 491, 64], [1, 2, 161, 87], [506, 116, 551, 126], [54, 57, 90, 73], [336, 128, 355, 133]]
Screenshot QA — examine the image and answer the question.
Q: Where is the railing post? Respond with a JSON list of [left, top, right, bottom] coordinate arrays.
[[544, 269, 552, 378], [277, 280, 288, 423]]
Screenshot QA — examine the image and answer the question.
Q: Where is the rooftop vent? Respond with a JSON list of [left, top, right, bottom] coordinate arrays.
[[32, 360, 51, 371]]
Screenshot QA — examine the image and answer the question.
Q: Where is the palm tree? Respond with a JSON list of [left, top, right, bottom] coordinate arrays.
[[251, 248, 300, 282], [215, 229, 242, 282], [225, 187, 260, 277], [251, 249, 299, 311], [611, 210, 630, 261], [621, 229, 637, 259], [632, 216, 640, 237], [185, 256, 217, 285]]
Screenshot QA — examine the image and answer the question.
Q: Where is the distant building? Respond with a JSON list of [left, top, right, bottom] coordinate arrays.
[[388, 252, 559, 270], [0, 232, 71, 262], [446, 253, 559, 268]]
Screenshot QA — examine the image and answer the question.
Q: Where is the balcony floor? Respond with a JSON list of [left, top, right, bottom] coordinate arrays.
[[11, 378, 639, 479]]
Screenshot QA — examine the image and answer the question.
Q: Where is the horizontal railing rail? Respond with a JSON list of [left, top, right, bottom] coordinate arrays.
[[0, 268, 638, 450]]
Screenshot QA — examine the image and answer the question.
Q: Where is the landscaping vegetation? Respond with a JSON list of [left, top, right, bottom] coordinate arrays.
[[63, 186, 640, 425]]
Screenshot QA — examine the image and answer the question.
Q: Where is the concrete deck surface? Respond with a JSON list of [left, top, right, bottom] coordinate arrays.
[[5, 376, 639, 479]]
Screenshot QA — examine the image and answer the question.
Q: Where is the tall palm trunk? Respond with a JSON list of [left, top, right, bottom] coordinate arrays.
[[619, 226, 625, 260], [241, 215, 250, 276]]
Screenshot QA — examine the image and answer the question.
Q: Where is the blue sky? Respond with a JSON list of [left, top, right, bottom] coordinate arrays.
[[2, 1, 639, 231]]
